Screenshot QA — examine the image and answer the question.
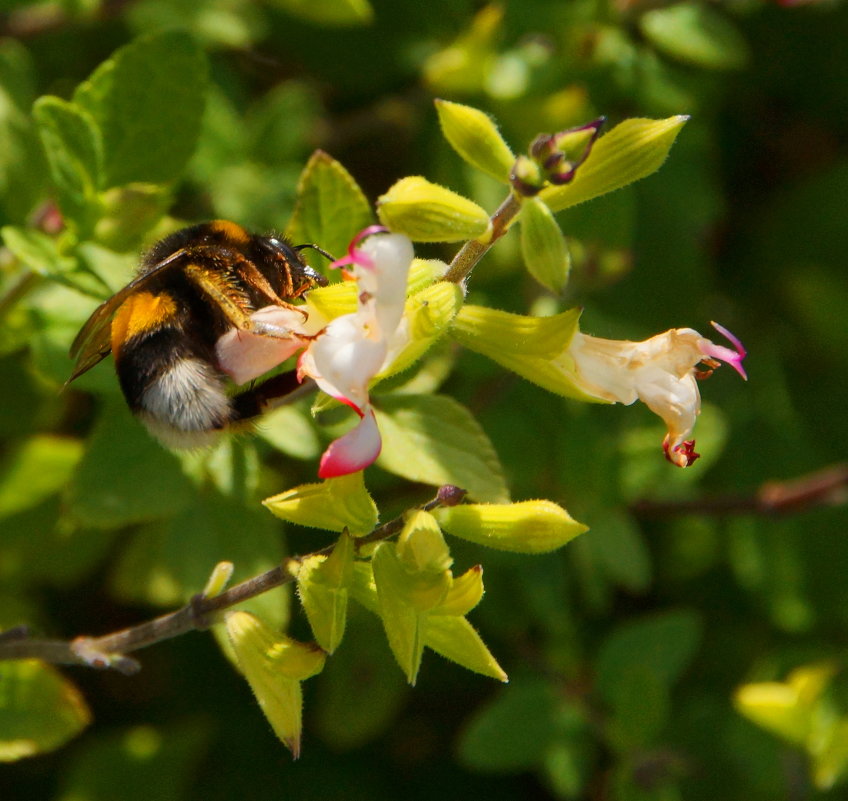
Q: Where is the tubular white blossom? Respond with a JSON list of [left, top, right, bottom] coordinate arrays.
[[300, 231, 414, 477], [566, 325, 746, 467]]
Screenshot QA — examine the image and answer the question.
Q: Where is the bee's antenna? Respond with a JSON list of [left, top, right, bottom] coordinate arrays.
[[294, 243, 335, 262]]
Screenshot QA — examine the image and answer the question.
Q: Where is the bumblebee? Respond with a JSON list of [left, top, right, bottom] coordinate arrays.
[[69, 220, 328, 448]]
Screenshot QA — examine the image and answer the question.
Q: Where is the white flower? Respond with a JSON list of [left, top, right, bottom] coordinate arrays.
[[298, 228, 413, 477], [213, 227, 414, 478], [566, 322, 746, 466]]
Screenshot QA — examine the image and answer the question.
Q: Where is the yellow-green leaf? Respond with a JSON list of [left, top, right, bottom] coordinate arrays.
[[435, 99, 514, 183], [540, 116, 688, 213], [225, 611, 325, 757], [435, 500, 587, 554], [434, 565, 484, 617], [425, 615, 507, 682], [371, 543, 427, 684], [295, 531, 355, 653], [263, 472, 378, 536]]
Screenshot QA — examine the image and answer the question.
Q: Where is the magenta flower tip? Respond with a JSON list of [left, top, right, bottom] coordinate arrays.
[[707, 321, 748, 381], [328, 225, 390, 271]]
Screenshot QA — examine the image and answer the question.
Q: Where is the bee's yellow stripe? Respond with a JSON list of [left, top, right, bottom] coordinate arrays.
[[111, 291, 178, 355], [209, 219, 250, 244]]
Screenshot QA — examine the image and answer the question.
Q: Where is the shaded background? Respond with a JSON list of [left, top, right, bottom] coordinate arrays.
[[1, 0, 848, 798]]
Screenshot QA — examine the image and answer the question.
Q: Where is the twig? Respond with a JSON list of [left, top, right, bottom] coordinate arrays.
[[629, 464, 848, 519], [0, 487, 465, 673], [443, 193, 522, 285]]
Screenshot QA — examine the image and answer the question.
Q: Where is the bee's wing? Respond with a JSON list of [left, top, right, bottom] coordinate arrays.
[[67, 249, 188, 383]]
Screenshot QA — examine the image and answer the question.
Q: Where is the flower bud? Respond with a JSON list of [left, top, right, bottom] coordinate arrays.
[[435, 99, 514, 183], [434, 500, 588, 554], [377, 176, 492, 242]]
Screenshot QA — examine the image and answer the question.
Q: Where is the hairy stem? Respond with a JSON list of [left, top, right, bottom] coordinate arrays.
[[443, 192, 522, 285]]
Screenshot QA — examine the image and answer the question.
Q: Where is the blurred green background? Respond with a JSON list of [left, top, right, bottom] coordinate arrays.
[[2, 0, 848, 799]]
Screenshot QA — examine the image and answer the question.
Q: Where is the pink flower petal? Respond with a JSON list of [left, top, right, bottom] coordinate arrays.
[[318, 408, 382, 478], [215, 307, 307, 385]]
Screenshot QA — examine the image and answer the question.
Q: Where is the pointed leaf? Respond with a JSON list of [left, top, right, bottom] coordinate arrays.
[[263, 472, 378, 536], [374, 394, 509, 503], [539, 116, 689, 213], [73, 31, 208, 187], [640, 2, 750, 71], [295, 531, 355, 653], [0, 660, 91, 761], [435, 98, 514, 183], [733, 682, 811, 746], [371, 543, 427, 684], [286, 150, 373, 263], [425, 615, 507, 682], [433, 565, 484, 617], [377, 176, 492, 243], [435, 500, 587, 554], [32, 96, 102, 231], [595, 610, 702, 703], [520, 196, 571, 294], [225, 611, 325, 757]]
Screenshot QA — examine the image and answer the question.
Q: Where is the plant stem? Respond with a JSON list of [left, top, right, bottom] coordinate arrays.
[[0, 488, 457, 674], [443, 192, 522, 285]]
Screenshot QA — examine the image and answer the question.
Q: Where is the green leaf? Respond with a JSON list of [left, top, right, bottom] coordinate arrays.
[[373, 394, 509, 503], [0, 40, 47, 223], [640, 2, 750, 71], [0, 226, 116, 299], [296, 531, 355, 653], [54, 722, 209, 801], [225, 611, 325, 757], [67, 402, 194, 528], [595, 610, 702, 704], [32, 96, 102, 232], [458, 680, 560, 772], [73, 31, 208, 187], [539, 116, 689, 213], [377, 176, 492, 243], [0, 660, 91, 761], [286, 150, 373, 264], [0, 435, 83, 519], [263, 472, 378, 536], [435, 99, 514, 183], [606, 665, 669, 751], [267, 0, 373, 26], [434, 500, 587, 554], [520, 196, 571, 294], [256, 404, 321, 459]]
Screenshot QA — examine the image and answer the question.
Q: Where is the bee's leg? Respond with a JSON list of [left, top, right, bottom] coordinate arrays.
[[229, 370, 314, 423], [184, 263, 301, 340]]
